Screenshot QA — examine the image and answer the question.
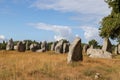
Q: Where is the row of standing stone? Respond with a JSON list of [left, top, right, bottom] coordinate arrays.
[[6, 39, 70, 53], [5, 37, 118, 63]]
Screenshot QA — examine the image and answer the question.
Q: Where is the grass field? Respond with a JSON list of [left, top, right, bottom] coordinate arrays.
[[0, 50, 120, 80]]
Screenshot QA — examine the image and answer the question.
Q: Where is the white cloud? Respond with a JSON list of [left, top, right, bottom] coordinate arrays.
[[0, 35, 5, 41], [28, 22, 75, 41], [0, 35, 5, 40], [29, 0, 111, 43], [31, 0, 110, 16], [31, 0, 111, 28], [80, 26, 102, 44]]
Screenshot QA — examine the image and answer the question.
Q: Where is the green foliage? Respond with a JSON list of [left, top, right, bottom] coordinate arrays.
[[0, 41, 7, 50], [100, 0, 120, 41], [105, 0, 120, 13], [88, 39, 98, 48], [60, 39, 69, 43], [81, 43, 87, 48], [47, 42, 53, 50], [13, 41, 19, 45], [100, 14, 120, 39]]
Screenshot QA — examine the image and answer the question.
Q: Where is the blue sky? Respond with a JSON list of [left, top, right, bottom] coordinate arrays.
[[0, 0, 111, 44]]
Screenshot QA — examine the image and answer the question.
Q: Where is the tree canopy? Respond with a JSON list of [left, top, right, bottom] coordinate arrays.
[[99, 0, 120, 41], [88, 39, 98, 48]]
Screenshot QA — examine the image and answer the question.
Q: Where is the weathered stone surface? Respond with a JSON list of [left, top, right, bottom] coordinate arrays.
[[0, 45, 1, 50], [6, 38, 14, 50], [17, 41, 26, 52], [67, 37, 83, 63], [63, 43, 69, 53], [26, 41, 30, 50], [87, 49, 112, 59], [36, 48, 46, 52], [39, 42, 42, 49], [115, 44, 120, 55], [83, 44, 89, 53], [90, 45, 94, 49], [41, 41, 47, 51], [102, 38, 112, 53], [51, 42, 56, 51], [114, 46, 118, 55], [118, 44, 120, 54], [14, 45, 17, 50], [30, 43, 39, 52], [95, 73, 101, 79], [55, 40, 64, 53]]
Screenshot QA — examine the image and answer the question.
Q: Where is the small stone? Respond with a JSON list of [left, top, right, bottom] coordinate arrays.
[[95, 73, 101, 79]]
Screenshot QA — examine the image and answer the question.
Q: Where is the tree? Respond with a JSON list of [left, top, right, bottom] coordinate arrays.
[[99, 0, 120, 41], [0, 41, 7, 50], [88, 39, 98, 48]]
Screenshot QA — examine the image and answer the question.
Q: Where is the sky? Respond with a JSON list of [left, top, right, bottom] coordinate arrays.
[[0, 0, 111, 44]]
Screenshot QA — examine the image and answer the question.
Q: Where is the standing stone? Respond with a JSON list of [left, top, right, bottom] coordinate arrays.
[[0, 45, 1, 50], [90, 45, 94, 49], [51, 42, 56, 51], [39, 42, 42, 49], [41, 41, 47, 51], [114, 46, 118, 55], [67, 37, 83, 63], [30, 43, 38, 52], [55, 40, 64, 53], [63, 43, 69, 53], [6, 38, 14, 50], [117, 44, 120, 54], [26, 41, 30, 50], [102, 38, 112, 53], [14, 45, 17, 50], [17, 41, 26, 52], [36, 41, 48, 52], [83, 44, 89, 53]]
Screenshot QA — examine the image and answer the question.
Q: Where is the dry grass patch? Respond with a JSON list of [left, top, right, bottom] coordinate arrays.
[[0, 51, 120, 80]]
